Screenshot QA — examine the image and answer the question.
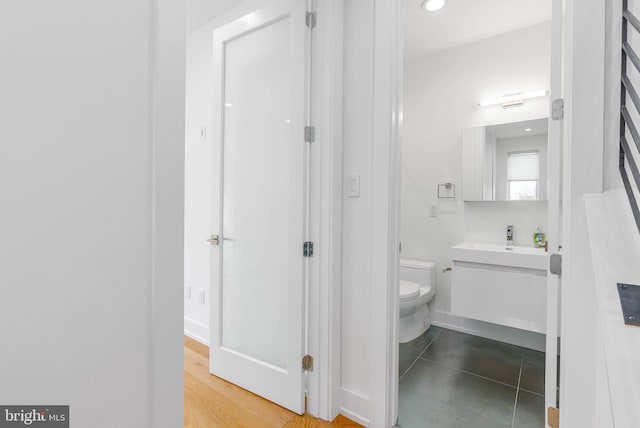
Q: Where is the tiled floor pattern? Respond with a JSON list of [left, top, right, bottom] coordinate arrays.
[[398, 327, 545, 428]]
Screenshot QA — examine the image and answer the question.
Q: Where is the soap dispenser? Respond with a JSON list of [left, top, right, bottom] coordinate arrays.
[[533, 226, 546, 248]]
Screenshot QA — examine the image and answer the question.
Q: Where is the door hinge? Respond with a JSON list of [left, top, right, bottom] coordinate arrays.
[[550, 253, 562, 276], [547, 407, 559, 428], [303, 241, 314, 257], [305, 11, 317, 29], [304, 126, 315, 143], [302, 354, 314, 371], [552, 98, 564, 120]]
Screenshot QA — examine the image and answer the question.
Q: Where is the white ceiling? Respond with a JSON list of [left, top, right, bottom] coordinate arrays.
[[404, 0, 552, 60]]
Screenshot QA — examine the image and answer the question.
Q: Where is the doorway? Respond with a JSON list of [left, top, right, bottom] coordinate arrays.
[[395, 0, 562, 426], [183, 0, 345, 421]]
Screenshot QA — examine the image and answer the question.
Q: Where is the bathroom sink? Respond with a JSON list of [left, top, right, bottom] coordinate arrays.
[[452, 242, 548, 270], [451, 242, 548, 333]]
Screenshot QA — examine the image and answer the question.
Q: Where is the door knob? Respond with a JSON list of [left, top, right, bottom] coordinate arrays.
[[207, 234, 220, 246]]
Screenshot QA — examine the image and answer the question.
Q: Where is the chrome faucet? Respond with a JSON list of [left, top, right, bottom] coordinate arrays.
[[506, 225, 514, 250]]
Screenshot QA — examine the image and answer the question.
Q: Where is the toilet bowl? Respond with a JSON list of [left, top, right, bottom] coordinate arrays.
[[399, 259, 436, 343]]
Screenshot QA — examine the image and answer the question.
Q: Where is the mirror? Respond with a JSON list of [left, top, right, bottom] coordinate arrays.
[[461, 118, 548, 201]]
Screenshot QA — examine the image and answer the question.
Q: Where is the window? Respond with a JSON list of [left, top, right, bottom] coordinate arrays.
[[507, 151, 539, 200]]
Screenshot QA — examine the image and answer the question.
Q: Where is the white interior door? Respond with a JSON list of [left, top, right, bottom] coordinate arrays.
[[545, 0, 564, 424], [209, 0, 307, 414]]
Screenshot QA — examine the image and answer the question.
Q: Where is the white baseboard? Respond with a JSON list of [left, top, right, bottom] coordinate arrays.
[[184, 317, 209, 346], [432, 310, 546, 352], [339, 387, 369, 427], [340, 388, 369, 427]]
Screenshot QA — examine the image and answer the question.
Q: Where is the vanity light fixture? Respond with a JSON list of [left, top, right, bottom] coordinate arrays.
[[422, 0, 445, 12], [479, 90, 548, 108]]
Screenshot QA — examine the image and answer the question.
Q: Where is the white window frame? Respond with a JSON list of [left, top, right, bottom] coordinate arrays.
[[506, 150, 540, 201]]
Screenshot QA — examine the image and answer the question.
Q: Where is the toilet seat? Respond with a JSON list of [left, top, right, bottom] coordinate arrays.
[[400, 280, 420, 301]]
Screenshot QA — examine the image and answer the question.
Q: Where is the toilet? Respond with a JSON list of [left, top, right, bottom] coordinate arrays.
[[399, 259, 437, 343]]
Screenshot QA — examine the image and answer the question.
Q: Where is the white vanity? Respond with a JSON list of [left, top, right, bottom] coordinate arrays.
[[451, 242, 548, 333]]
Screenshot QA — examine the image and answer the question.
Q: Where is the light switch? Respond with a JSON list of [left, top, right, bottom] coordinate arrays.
[[347, 175, 360, 197], [429, 205, 438, 217]]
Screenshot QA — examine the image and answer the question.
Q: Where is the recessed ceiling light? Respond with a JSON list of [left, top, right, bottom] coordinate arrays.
[[525, 128, 532, 132], [422, 0, 445, 12]]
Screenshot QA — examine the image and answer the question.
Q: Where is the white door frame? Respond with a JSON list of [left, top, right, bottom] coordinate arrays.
[[545, 0, 564, 422], [305, 0, 345, 421], [370, 0, 403, 426], [558, 0, 605, 427]]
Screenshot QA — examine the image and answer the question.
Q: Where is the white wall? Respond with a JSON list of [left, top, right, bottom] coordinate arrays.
[[402, 22, 551, 349], [341, 0, 405, 424], [339, 0, 375, 422], [184, 17, 215, 345], [187, 0, 237, 33], [0, 1, 185, 427]]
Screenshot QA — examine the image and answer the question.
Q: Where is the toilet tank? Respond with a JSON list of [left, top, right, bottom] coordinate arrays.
[[400, 259, 436, 290]]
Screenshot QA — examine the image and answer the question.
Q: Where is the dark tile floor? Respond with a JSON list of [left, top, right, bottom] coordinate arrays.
[[398, 326, 545, 428]]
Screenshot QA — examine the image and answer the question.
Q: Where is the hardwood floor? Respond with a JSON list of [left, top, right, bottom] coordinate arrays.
[[184, 337, 363, 428]]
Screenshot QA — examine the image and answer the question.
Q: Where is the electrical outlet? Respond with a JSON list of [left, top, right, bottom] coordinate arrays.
[[185, 285, 191, 299], [198, 289, 205, 305], [429, 205, 438, 217]]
